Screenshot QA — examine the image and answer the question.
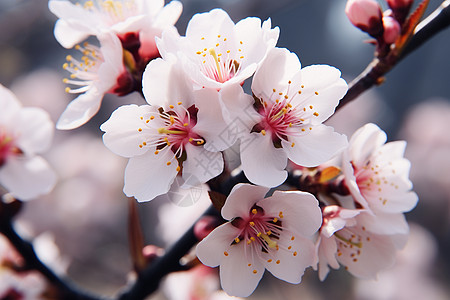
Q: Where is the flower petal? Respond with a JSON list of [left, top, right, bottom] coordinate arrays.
[[182, 143, 224, 186], [221, 183, 270, 220], [0, 156, 56, 200], [356, 212, 409, 235], [123, 150, 178, 202], [101, 104, 155, 158], [282, 124, 347, 167], [56, 89, 103, 130], [240, 133, 288, 187]]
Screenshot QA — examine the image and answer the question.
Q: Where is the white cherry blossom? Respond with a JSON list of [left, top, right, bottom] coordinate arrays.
[[315, 205, 407, 281], [57, 32, 127, 130], [342, 123, 418, 213], [101, 56, 235, 202], [0, 85, 56, 200], [49, 0, 182, 60], [196, 184, 322, 297], [240, 48, 348, 187], [155, 8, 279, 90]]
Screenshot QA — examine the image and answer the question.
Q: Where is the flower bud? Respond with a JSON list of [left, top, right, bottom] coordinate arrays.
[[387, 0, 413, 24], [345, 0, 384, 38], [383, 16, 401, 44]]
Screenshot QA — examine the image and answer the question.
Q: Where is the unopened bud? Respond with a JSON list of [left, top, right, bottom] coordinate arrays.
[[386, 0, 413, 24], [345, 0, 384, 38], [194, 216, 219, 240], [383, 16, 401, 44]]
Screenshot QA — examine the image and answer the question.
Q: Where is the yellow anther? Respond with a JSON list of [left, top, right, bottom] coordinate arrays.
[[291, 142, 295, 147], [276, 260, 280, 264], [261, 130, 266, 136], [177, 101, 182, 105], [138, 128, 142, 132], [63, 78, 69, 83], [154, 150, 159, 155], [252, 208, 257, 214], [224, 251, 228, 256], [183, 123, 189, 127], [235, 237, 240, 243], [66, 55, 73, 61], [291, 236, 295, 241], [315, 91, 319, 95], [176, 166, 181, 172], [313, 112, 319, 117], [257, 232, 262, 237], [249, 221, 255, 227], [169, 105, 174, 109], [139, 145, 143, 148], [293, 251, 298, 256], [65, 87, 71, 93], [273, 217, 278, 223], [166, 161, 171, 166], [142, 142, 147, 146], [150, 116, 155, 120], [250, 237, 256, 241], [266, 231, 272, 235], [252, 270, 257, 274]]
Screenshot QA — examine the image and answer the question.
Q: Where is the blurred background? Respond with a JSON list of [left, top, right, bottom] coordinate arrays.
[[1, 0, 450, 299]]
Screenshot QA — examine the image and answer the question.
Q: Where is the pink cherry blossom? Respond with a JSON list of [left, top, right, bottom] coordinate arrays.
[[57, 32, 128, 129], [342, 123, 418, 214], [155, 8, 279, 90], [0, 84, 56, 200], [345, 0, 383, 37], [49, 0, 182, 60], [239, 48, 348, 187], [196, 184, 322, 297], [315, 205, 406, 281], [101, 57, 235, 202]]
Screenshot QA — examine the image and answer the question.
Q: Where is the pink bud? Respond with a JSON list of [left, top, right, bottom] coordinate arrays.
[[386, 0, 413, 24], [345, 0, 384, 38], [382, 16, 401, 44], [387, 0, 413, 10], [194, 216, 219, 240]]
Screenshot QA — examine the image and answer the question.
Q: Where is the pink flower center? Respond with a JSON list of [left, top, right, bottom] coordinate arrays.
[[0, 129, 20, 167], [195, 36, 245, 83], [138, 103, 205, 170]]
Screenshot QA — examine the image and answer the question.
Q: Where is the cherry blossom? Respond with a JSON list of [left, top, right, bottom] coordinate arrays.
[[155, 8, 279, 90], [342, 123, 418, 214], [0, 84, 56, 200], [315, 205, 407, 281], [196, 184, 322, 297], [101, 56, 235, 202], [57, 32, 128, 130], [48, 0, 182, 60], [240, 48, 348, 187]]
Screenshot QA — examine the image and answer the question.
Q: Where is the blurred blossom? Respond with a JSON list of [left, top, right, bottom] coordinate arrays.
[[354, 223, 448, 300], [0, 84, 57, 200], [382, 16, 401, 44], [345, 0, 383, 38], [0, 234, 47, 300], [399, 99, 450, 216]]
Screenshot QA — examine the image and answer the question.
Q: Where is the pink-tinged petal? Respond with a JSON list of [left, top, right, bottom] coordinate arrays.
[[336, 227, 397, 279], [240, 133, 288, 187], [316, 235, 340, 281], [101, 104, 155, 158], [123, 150, 178, 202], [366, 188, 418, 214], [153, 0, 183, 28], [96, 33, 125, 90], [260, 190, 322, 236], [56, 88, 103, 130], [348, 123, 387, 167], [221, 183, 270, 220], [376, 140, 406, 162], [342, 155, 370, 208], [262, 234, 315, 284], [196, 222, 239, 267], [194, 88, 237, 152], [0, 156, 56, 200], [252, 48, 301, 100], [155, 29, 180, 60], [321, 206, 361, 238], [182, 143, 224, 186], [219, 241, 265, 297], [356, 212, 409, 235], [282, 124, 347, 167], [14, 107, 54, 154]]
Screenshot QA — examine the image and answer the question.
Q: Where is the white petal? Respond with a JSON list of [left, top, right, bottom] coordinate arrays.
[[348, 123, 387, 168], [218, 84, 259, 128], [262, 234, 315, 284], [182, 143, 224, 186], [196, 222, 239, 267], [14, 107, 54, 154], [0, 84, 21, 123], [100, 104, 154, 158], [219, 241, 265, 297], [123, 150, 178, 202], [185, 9, 235, 43], [356, 212, 409, 235], [0, 156, 56, 200], [53, 19, 91, 49], [282, 124, 347, 167], [260, 190, 322, 236], [221, 183, 270, 220], [316, 235, 339, 281], [96, 33, 125, 90], [252, 48, 301, 100], [194, 88, 237, 152], [240, 133, 288, 187], [56, 89, 103, 130], [153, 0, 183, 28]]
